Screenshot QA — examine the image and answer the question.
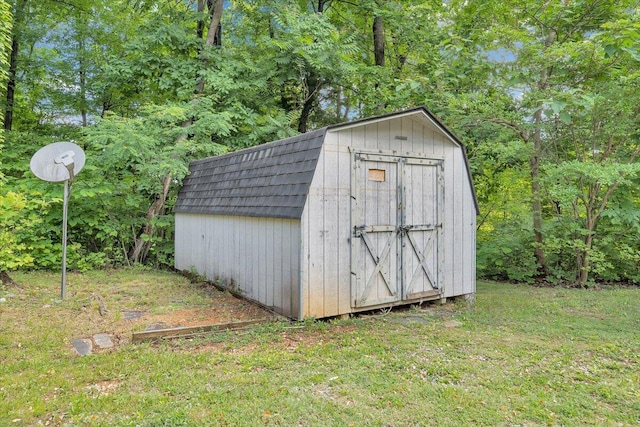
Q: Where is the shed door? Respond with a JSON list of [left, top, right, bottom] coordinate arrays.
[[351, 152, 443, 308], [401, 158, 444, 300]]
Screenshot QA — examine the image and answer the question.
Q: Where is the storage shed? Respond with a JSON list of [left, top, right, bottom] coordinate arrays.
[[175, 106, 478, 319]]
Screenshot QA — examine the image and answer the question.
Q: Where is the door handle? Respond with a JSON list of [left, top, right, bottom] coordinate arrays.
[[398, 225, 413, 235]]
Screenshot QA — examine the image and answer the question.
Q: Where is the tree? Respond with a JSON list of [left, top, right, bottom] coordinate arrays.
[[0, 0, 11, 94], [0, 0, 11, 122], [227, 1, 360, 131], [0, 0, 25, 286], [90, 0, 226, 263], [450, 0, 640, 284], [2, 0, 26, 131], [544, 75, 640, 284], [1, 0, 639, 286]]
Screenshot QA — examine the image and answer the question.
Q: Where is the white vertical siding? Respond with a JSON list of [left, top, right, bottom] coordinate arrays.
[[175, 214, 301, 318], [301, 114, 475, 318], [463, 180, 477, 295], [450, 143, 464, 297], [336, 131, 353, 315], [300, 131, 352, 319]]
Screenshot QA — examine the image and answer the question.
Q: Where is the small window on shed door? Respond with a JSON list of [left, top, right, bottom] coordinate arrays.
[[368, 168, 386, 182]]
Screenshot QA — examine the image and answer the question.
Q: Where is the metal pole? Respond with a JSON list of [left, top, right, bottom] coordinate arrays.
[[61, 179, 69, 299]]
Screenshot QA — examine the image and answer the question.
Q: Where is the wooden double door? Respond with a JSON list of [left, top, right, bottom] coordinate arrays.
[[351, 151, 444, 308]]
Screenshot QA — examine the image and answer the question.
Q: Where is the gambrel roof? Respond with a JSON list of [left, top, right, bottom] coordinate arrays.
[[175, 107, 478, 219], [174, 128, 327, 219]]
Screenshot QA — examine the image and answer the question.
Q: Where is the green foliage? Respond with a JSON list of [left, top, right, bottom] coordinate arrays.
[[0, 0, 10, 90], [226, 1, 362, 128], [0, 129, 106, 271], [477, 219, 537, 283], [1, 0, 640, 284], [0, 190, 38, 270], [80, 106, 227, 267], [0, 0, 11, 152], [539, 189, 640, 285], [456, 0, 640, 284]]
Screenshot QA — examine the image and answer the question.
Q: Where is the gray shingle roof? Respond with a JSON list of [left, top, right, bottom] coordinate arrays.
[[174, 128, 327, 219]]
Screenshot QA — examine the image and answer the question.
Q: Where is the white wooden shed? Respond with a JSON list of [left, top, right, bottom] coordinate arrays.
[[174, 107, 478, 319]]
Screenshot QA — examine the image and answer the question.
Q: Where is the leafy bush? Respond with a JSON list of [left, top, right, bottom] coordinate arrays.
[[477, 218, 538, 283], [0, 190, 37, 271]]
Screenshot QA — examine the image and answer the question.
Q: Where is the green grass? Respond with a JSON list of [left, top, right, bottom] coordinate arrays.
[[1, 270, 639, 426]]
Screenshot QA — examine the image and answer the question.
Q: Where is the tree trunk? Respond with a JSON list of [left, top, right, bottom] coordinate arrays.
[[297, 1, 332, 133], [3, 34, 18, 130], [0, 270, 20, 288], [3, 0, 27, 131], [528, 30, 556, 279], [77, 19, 88, 127], [316, 0, 328, 13], [206, 0, 223, 47], [196, 0, 205, 40], [195, 0, 223, 94], [530, 107, 549, 277], [297, 90, 313, 133], [577, 225, 594, 286], [128, 175, 172, 263], [575, 183, 618, 286], [372, 1, 386, 109], [373, 15, 385, 67], [129, 0, 223, 263], [297, 71, 321, 133], [79, 67, 87, 126]]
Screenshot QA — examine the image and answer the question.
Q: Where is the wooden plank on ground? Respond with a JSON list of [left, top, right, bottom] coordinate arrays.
[[131, 318, 274, 343]]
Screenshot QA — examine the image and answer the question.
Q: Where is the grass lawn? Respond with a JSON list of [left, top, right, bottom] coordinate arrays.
[[1, 268, 639, 426]]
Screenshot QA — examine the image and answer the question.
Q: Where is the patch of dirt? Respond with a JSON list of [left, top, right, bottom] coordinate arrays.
[[102, 290, 277, 347], [142, 295, 273, 329], [69, 278, 456, 352]]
